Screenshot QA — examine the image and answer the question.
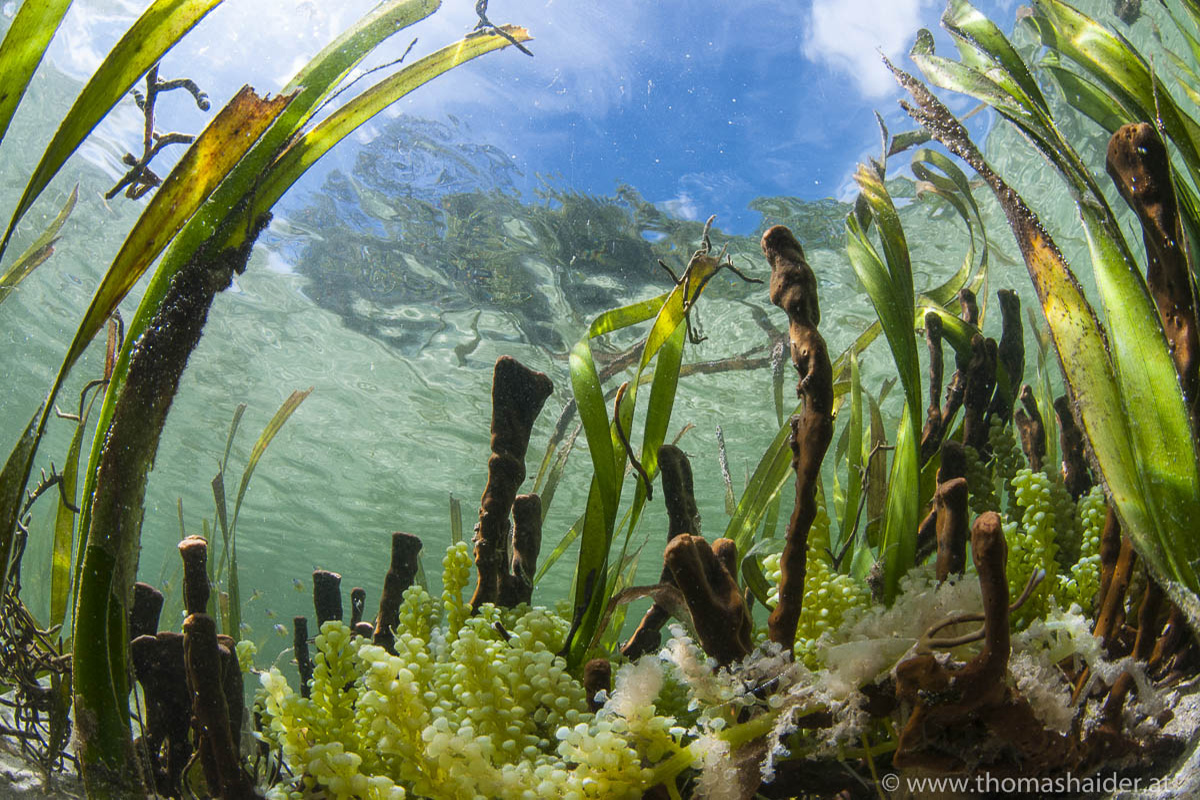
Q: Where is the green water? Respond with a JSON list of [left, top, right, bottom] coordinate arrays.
[[1, 0, 1152, 665]]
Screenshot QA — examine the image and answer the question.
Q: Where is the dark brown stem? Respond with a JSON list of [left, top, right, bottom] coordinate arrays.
[[934, 477, 969, 582], [373, 532, 423, 653], [938, 291, 976, 432], [1102, 579, 1165, 730], [761, 225, 834, 655], [499, 494, 542, 606], [1097, 507, 1122, 615], [664, 535, 752, 665], [130, 581, 164, 640], [962, 335, 998, 452], [1096, 534, 1136, 651], [896, 512, 1028, 770], [1054, 395, 1093, 500], [968, 511, 1011, 684], [131, 632, 190, 796], [990, 289, 1024, 423], [312, 569, 343, 627], [293, 616, 313, 699], [958, 287, 979, 327], [179, 536, 210, 617], [183, 613, 255, 798], [622, 445, 699, 659], [469, 357, 553, 612], [919, 311, 945, 464], [350, 587, 366, 627], [1013, 384, 1045, 473], [583, 658, 611, 712], [915, 439, 970, 564]]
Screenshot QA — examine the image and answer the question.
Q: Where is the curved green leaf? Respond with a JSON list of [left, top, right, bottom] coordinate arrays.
[[0, 0, 224, 262], [846, 165, 921, 603], [50, 389, 99, 633], [0, 184, 76, 306], [899, 54, 1200, 607], [1031, 0, 1200, 177], [943, 0, 1049, 116], [246, 26, 533, 234], [0, 0, 73, 147], [72, 0, 445, 573]]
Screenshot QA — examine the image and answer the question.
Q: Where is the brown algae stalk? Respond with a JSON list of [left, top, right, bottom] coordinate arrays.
[[663, 534, 752, 665], [373, 532, 423, 653], [760, 225, 834, 654], [622, 444, 701, 659], [469, 356, 554, 612]]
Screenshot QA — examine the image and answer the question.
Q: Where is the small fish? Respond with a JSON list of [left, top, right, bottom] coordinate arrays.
[[239, 622, 252, 633], [274, 624, 288, 637], [249, 589, 263, 602], [264, 608, 277, 620], [292, 578, 305, 593]]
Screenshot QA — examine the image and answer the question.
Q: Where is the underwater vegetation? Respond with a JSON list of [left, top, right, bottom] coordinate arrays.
[[6, 0, 1200, 797]]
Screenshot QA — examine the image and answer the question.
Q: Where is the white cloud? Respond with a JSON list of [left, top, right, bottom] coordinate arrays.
[[802, 0, 938, 98], [661, 191, 699, 221]]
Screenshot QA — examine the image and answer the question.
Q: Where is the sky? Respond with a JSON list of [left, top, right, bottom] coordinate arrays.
[[39, 0, 1018, 236]]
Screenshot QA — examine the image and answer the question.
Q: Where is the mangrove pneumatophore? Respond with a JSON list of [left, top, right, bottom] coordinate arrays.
[[183, 613, 254, 798], [919, 310, 946, 463], [760, 224, 834, 654], [469, 356, 554, 612], [500, 493, 543, 606]]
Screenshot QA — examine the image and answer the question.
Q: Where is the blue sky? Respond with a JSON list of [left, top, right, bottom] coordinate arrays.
[[43, 0, 1016, 235]]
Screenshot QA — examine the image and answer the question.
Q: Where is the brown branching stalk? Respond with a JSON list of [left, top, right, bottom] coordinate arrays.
[[658, 214, 762, 344], [107, 64, 210, 200]]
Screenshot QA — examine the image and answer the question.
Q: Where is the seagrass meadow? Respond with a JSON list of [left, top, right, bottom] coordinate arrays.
[[6, 0, 1200, 797]]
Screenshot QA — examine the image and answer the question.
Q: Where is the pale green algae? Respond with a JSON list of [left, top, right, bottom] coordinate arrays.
[[760, 423, 1107, 666], [256, 542, 683, 799], [253, 435, 1118, 798]]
